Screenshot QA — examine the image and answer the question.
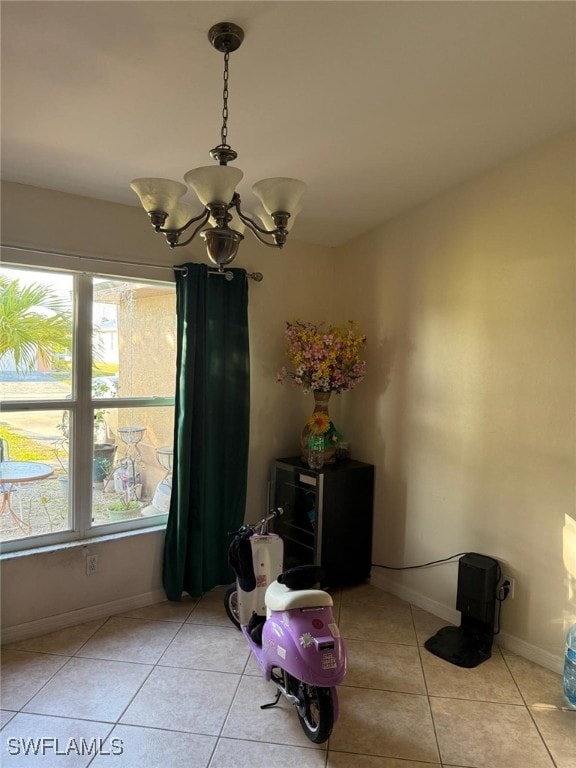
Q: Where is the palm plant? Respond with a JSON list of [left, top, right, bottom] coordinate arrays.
[[0, 275, 72, 372]]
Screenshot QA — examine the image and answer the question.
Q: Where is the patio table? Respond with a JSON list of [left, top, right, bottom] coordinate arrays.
[[0, 461, 54, 531]]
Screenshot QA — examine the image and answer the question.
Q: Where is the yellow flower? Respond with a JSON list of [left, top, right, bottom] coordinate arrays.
[[307, 411, 330, 434]]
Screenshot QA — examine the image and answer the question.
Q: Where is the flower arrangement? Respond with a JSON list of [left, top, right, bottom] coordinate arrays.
[[277, 320, 367, 394]]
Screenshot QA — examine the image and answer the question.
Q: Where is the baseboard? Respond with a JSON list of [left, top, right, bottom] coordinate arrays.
[[495, 630, 563, 675], [1, 588, 167, 645], [370, 569, 462, 624], [370, 568, 563, 675]]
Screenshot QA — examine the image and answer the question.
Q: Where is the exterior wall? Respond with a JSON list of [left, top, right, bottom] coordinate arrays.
[[115, 290, 176, 497]]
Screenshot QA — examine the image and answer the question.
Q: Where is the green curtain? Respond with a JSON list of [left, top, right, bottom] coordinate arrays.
[[163, 263, 250, 600]]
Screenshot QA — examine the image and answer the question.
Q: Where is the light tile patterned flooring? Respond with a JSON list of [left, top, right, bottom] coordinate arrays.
[[1, 583, 574, 767]]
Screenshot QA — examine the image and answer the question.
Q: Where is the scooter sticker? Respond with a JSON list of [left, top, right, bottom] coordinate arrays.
[[299, 632, 314, 649], [312, 619, 324, 629], [328, 623, 340, 638], [322, 652, 337, 670], [256, 575, 268, 588], [277, 645, 286, 659]]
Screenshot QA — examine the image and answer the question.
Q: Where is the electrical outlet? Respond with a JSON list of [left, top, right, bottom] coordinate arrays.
[[501, 575, 515, 600], [86, 554, 98, 576]]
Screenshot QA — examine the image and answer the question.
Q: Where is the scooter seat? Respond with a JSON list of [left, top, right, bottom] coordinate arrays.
[[265, 579, 333, 612]]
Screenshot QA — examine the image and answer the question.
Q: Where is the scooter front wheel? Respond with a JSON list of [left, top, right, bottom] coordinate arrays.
[[224, 584, 240, 629], [291, 677, 334, 744]]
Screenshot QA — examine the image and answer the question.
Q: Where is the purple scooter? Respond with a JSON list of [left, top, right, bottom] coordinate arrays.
[[225, 509, 347, 743]]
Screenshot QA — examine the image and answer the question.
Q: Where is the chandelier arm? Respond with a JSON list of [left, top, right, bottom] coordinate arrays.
[[243, 224, 282, 249], [236, 210, 278, 237], [157, 209, 210, 236], [233, 196, 285, 237], [166, 216, 211, 248]]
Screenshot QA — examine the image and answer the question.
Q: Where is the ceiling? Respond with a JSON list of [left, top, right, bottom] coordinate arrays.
[[1, 1, 575, 248]]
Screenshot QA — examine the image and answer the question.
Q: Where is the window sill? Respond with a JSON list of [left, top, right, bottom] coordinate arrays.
[[0, 524, 166, 561]]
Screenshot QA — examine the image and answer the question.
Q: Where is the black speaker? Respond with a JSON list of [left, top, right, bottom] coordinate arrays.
[[424, 553, 499, 668]]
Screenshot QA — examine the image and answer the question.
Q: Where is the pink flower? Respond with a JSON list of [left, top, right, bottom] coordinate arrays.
[[277, 320, 367, 394]]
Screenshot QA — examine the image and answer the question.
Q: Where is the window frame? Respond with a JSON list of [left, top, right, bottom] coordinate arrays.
[[0, 247, 176, 554]]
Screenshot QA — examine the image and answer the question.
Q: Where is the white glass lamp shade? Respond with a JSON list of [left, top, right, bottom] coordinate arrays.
[[254, 203, 301, 232], [251, 177, 306, 216], [184, 166, 243, 206], [208, 208, 246, 235], [130, 178, 187, 214], [165, 202, 203, 230]]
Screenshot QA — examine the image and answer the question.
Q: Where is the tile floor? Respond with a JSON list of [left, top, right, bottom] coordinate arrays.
[[1, 583, 574, 767]]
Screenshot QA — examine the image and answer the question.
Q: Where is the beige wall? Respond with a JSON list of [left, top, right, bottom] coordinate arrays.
[[337, 131, 576, 668], [2, 131, 575, 670]]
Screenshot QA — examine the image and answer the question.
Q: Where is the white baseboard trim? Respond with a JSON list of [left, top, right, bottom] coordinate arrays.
[[496, 631, 563, 675], [1, 588, 167, 645], [370, 569, 461, 624], [370, 569, 563, 675]]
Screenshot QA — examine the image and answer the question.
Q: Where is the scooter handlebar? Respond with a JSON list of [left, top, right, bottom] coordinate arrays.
[[227, 507, 283, 536], [266, 506, 284, 522]]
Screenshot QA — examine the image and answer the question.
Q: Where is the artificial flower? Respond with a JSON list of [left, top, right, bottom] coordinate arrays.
[[307, 411, 330, 434], [277, 320, 367, 393]]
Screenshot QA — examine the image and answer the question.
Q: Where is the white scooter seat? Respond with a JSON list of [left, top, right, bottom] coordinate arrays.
[[265, 579, 333, 612]]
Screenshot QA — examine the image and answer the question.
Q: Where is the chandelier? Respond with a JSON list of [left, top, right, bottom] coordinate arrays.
[[130, 22, 306, 271]]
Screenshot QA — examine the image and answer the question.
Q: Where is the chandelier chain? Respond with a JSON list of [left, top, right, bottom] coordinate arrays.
[[220, 48, 230, 148]]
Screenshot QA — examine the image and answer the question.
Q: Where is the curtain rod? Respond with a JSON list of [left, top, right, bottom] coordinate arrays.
[[1, 244, 263, 282], [174, 265, 263, 282]]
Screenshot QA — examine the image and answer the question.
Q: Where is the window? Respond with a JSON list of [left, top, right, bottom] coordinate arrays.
[[0, 258, 176, 553]]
